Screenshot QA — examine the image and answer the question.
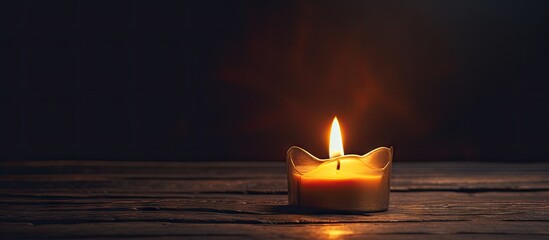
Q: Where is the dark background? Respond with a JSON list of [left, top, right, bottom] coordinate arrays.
[[1, 0, 548, 161]]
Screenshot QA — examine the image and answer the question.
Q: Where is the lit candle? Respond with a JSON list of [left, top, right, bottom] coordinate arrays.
[[287, 117, 392, 212]]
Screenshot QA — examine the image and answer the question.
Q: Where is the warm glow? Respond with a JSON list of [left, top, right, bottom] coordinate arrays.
[[326, 229, 354, 239], [329, 117, 344, 158]]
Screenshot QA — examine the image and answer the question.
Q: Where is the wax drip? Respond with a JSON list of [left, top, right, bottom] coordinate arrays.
[[336, 160, 340, 170]]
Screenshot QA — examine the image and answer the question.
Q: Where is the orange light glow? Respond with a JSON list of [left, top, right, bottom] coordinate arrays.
[[326, 229, 354, 239], [329, 117, 344, 158]]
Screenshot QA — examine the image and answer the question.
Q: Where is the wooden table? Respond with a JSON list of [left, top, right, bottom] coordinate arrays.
[[1, 161, 548, 239]]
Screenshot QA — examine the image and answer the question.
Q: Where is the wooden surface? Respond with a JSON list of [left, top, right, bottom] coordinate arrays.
[[0, 161, 548, 239]]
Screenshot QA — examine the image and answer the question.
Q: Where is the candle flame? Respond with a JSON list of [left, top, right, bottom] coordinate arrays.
[[329, 117, 344, 158]]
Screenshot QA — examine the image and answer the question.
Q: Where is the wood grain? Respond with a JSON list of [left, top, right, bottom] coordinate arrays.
[[0, 161, 548, 239]]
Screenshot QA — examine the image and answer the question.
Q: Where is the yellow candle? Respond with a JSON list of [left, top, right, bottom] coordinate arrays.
[[295, 158, 384, 211], [287, 117, 392, 212]]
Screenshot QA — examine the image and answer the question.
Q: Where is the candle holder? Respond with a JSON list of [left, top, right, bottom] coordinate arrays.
[[287, 146, 393, 212]]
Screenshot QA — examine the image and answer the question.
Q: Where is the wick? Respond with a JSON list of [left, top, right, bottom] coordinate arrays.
[[336, 160, 340, 170]]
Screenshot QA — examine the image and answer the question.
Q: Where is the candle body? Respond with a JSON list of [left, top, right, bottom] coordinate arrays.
[[298, 177, 383, 210], [287, 146, 392, 212]]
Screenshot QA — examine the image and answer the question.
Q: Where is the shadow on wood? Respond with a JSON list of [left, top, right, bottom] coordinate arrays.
[[267, 205, 377, 216]]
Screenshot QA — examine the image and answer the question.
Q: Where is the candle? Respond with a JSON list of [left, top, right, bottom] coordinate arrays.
[[287, 117, 392, 212]]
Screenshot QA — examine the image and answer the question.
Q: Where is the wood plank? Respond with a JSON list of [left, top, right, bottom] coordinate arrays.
[[1, 162, 548, 194], [1, 192, 547, 224], [0, 161, 548, 239], [1, 222, 548, 239]]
